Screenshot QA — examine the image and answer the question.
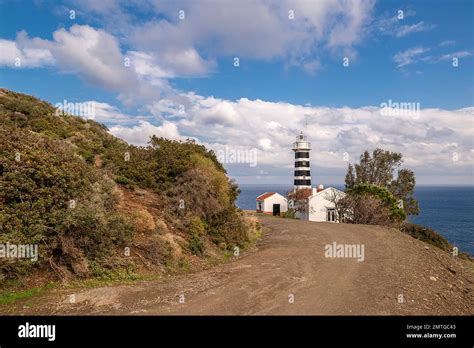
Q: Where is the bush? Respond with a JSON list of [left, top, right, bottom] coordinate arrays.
[[185, 217, 205, 256], [79, 149, 94, 163], [344, 184, 406, 225], [149, 136, 226, 183], [281, 208, 297, 219], [0, 126, 133, 280], [207, 207, 250, 249], [114, 175, 132, 186], [188, 234, 205, 256], [401, 222, 452, 252], [102, 145, 158, 190]]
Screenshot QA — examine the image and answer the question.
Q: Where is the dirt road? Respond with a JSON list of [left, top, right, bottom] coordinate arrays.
[[8, 216, 473, 315]]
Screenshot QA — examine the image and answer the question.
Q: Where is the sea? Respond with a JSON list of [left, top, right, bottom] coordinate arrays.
[[236, 184, 474, 255]]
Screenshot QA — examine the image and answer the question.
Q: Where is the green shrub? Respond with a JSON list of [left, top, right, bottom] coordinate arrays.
[[79, 149, 94, 163], [401, 222, 452, 252], [281, 208, 297, 219], [188, 233, 205, 256], [186, 217, 205, 256], [0, 126, 133, 280], [207, 207, 250, 249], [114, 175, 132, 186], [347, 184, 406, 222]]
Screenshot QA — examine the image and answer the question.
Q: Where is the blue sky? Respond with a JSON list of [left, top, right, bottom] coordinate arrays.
[[0, 0, 473, 185]]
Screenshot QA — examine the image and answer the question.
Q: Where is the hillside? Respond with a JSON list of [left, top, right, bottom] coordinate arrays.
[[2, 215, 472, 315], [0, 89, 259, 290]]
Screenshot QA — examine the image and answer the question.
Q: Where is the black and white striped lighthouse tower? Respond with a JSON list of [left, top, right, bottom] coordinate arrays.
[[292, 131, 312, 190]]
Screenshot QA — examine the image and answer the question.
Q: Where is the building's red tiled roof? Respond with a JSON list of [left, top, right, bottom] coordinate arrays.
[[256, 192, 276, 201], [288, 188, 312, 200]]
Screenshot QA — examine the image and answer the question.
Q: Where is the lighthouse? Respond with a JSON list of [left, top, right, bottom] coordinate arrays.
[[292, 131, 312, 190]]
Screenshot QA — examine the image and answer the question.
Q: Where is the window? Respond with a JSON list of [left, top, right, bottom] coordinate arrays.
[[327, 208, 336, 222]]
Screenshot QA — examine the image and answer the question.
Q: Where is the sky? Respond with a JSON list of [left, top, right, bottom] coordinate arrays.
[[0, 0, 473, 185]]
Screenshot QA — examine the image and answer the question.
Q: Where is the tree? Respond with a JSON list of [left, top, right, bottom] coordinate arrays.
[[343, 194, 392, 225], [324, 190, 350, 222], [389, 168, 419, 216], [344, 149, 419, 216], [326, 184, 406, 226], [345, 164, 356, 189], [286, 189, 312, 217]]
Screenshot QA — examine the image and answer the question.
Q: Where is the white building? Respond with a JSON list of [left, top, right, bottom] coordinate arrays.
[[256, 192, 288, 216], [294, 185, 345, 222]]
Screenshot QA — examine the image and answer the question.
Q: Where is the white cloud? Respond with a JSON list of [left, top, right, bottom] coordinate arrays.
[[395, 21, 436, 38], [109, 121, 184, 145], [258, 138, 273, 151], [0, 32, 54, 67], [134, 93, 473, 183], [438, 51, 472, 61], [377, 12, 435, 38], [51, 26, 128, 87], [127, 48, 215, 79], [88, 101, 156, 126], [127, 51, 175, 80], [69, 0, 375, 74], [194, 99, 241, 126], [394, 47, 473, 68], [0, 25, 173, 105], [439, 40, 456, 47], [301, 59, 322, 75], [393, 47, 430, 67], [159, 48, 216, 77], [0, 25, 135, 88]]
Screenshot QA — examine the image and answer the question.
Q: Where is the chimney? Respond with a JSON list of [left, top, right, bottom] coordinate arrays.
[[312, 187, 317, 196], [317, 184, 324, 192]]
